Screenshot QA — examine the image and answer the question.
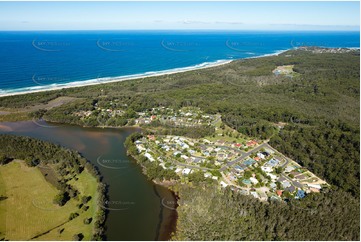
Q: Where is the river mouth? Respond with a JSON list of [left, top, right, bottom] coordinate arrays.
[[0, 120, 177, 241]]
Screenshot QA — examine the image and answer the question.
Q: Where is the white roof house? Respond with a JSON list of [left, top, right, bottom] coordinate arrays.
[[173, 151, 181, 156], [204, 172, 212, 178], [182, 168, 191, 175], [181, 155, 189, 160], [144, 153, 155, 162], [257, 152, 266, 159], [250, 177, 259, 184], [281, 180, 291, 188], [250, 191, 260, 199], [220, 181, 228, 187], [261, 166, 273, 173], [308, 184, 322, 189], [267, 173, 278, 181], [175, 168, 183, 173], [136, 144, 146, 153]]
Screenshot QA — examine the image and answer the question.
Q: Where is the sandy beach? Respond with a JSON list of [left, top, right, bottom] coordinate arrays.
[[0, 59, 234, 98]]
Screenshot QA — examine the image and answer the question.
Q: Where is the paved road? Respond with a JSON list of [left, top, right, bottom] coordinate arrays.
[[220, 142, 274, 171], [280, 173, 303, 189], [203, 144, 244, 154]]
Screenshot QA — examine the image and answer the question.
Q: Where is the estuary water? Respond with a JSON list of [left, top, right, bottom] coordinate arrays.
[[0, 120, 177, 240]]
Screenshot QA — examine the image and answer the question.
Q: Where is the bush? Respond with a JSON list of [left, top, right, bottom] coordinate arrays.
[[53, 192, 69, 206], [72, 233, 84, 241], [83, 217, 92, 224], [69, 212, 79, 221]]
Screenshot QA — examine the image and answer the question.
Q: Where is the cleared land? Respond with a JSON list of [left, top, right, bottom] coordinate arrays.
[[0, 96, 80, 122], [0, 161, 98, 240]]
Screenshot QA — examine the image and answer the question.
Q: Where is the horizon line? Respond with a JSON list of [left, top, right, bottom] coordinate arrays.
[[0, 29, 359, 32]]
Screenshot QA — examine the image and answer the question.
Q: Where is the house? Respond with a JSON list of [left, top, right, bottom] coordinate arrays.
[[259, 192, 268, 202], [147, 135, 155, 140], [250, 191, 259, 199], [188, 149, 196, 154], [203, 139, 211, 144], [182, 168, 191, 175], [276, 190, 283, 197], [270, 182, 277, 190], [239, 189, 249, 195], [267, 173, 278, 181], [257, 152, 266, 159], [292, 181, 303, 188], [261, 166, 273, 173], [204, 172, 212, 178], [220, 181, 228, 188], [270, 195, 282, 201], [267, 158, 280, 167], [175, 168, 183, 173], [181, 155, 189, 160], [285, 185, 296, 193], [179, 142, 189, 149], [217, 154, 225, 160], [192, 157, 202, 163], [250, 177, 259, 184], [246, 140, 258, 147], [202, 151, 210, 156], [254, 157, 261, 162], [173, 151, 181, 156], [216, 140, 225, 145], [309, 187, 320, 193], [136, 144, 146, 152], [243, 158, 256, 166], [242, 179, 252, 186], [278, 176, 286, 182], [284, 165, 295, 173], [296, 190, 306, 199], [234, 165, 244, 172], [281, 180, 291, 188], [261, 151, 270, 157], [308, 184, 322, 189], [144, 153, 155, 162]]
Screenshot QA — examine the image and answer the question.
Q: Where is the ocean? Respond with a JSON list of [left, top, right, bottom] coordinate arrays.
[[0, 30, 359, 95]]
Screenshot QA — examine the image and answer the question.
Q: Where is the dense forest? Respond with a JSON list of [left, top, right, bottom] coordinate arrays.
[[0, 47, 359, 240], [172, 184, 359, 241], [0, 135, 107, 240]]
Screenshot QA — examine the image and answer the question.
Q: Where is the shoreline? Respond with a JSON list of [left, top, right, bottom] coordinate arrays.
[[125, 139, 179, 241], [0, 49, 290, 98]]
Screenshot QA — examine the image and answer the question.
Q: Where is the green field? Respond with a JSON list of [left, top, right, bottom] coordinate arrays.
[[0, 161, 98, 240]]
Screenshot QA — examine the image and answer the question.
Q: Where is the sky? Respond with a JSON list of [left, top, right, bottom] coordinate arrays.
[[0, 1, 359, 31]]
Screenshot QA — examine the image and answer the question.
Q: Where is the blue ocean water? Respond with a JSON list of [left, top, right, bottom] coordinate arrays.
[[0, 30, 359, 95]]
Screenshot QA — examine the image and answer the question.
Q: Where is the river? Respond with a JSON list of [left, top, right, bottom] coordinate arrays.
[[0, 120, 177, 241]]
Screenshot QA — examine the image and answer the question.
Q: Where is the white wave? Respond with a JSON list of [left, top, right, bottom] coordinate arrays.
[[0, 59, 232, 97]]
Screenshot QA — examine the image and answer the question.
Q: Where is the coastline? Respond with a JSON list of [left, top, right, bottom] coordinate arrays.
[[0, 49, 289, 98], [0, 60, 231, 98], [125, 138, 179, 241]]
